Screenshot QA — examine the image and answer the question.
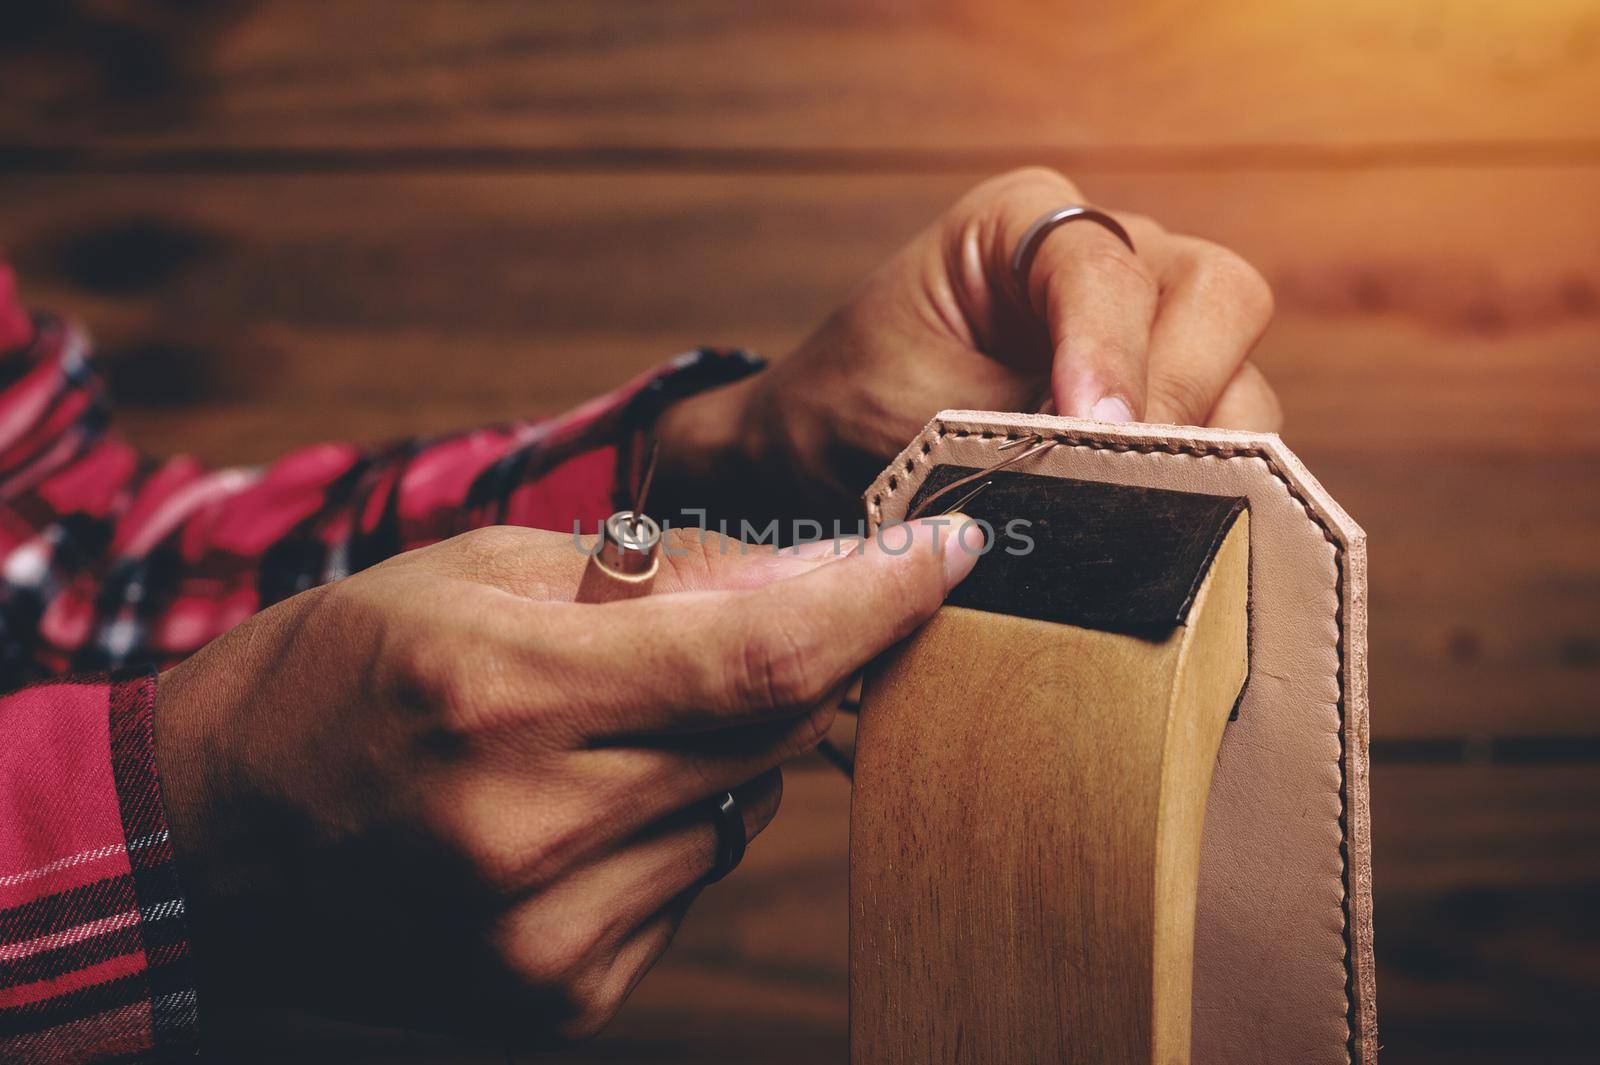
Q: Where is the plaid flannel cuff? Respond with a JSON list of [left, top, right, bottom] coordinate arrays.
[[0, 672, 198, 1062]]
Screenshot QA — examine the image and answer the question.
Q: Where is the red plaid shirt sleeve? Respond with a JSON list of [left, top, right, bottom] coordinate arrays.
[[0, 262, 762, 1061]]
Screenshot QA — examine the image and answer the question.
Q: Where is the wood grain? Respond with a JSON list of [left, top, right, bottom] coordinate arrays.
[[850, 517, 1248, 1063], [0, 167, 1593, 739], [3, 1, 1598, 156], [1370, 765, 1600, 1063]]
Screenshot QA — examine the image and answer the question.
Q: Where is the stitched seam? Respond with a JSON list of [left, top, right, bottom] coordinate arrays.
[[874, 421, 1358, 1064]]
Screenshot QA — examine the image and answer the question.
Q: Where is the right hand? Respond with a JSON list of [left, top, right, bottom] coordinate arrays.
[[655, 168, 1280, 525], [154, 516, 977, 1044]]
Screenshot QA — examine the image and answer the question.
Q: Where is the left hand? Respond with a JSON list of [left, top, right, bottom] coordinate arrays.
[[155, 519, 974, 1043], [658, 167, 1280, 523]]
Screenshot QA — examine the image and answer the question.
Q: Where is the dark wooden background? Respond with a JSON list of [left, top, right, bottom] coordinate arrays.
[[3, 2, 1598, 1062]]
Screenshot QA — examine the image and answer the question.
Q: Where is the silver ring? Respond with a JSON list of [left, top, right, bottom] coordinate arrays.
[[1011, 206, 1137, 294], [704, 791, 746, 884]]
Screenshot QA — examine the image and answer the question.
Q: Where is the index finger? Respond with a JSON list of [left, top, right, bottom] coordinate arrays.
[[979, 169, 1160, 420]]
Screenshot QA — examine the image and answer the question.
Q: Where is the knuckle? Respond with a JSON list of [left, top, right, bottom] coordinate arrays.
[[428, 786, 587, 894], [504, 814, 589, 891], [882, 540, 948, 626], [391, 635, 472, 720], [1079, 244, 1157, 295], [505, 913, 602, 996], [390, 624, 546, 738], [460, 833, 525, 896], [737, 618, 823, 711], [1190, 244, 1275, 324], [421, 791, 512, 888]]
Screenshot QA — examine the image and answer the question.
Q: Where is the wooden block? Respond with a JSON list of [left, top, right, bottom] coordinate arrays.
[[850, 505, 1249, 1063]]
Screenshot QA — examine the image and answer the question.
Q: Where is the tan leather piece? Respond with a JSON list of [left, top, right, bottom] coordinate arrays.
[[862, 411, 1376, 1065]]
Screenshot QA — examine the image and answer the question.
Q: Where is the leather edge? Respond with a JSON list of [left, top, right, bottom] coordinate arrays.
[[862, 411, 1378, 1065]]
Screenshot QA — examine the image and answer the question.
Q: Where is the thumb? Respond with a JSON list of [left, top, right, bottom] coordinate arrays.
[[653, 524, 869, 594], [728, 512, 982, 684], [568, 515, 982, 730]]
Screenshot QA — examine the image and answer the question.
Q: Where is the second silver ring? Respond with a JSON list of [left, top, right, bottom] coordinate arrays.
[[1011, 206, 1137, 295], [704, 790, 746, 884]]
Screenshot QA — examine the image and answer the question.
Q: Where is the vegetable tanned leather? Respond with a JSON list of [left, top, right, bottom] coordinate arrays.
[[859, 411, 1376, 1065]]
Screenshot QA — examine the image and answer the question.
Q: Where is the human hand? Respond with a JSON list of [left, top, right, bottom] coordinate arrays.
[[154, 518, 976, 1044], [657, 167, 1280, 522]]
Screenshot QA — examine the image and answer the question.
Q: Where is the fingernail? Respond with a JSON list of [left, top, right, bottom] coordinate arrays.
[[1090, 395, 1134, 423], [938, 514, 982, 590]]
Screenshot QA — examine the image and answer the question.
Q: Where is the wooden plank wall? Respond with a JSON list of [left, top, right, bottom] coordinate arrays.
[[3, 2, 1597, 1062]]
